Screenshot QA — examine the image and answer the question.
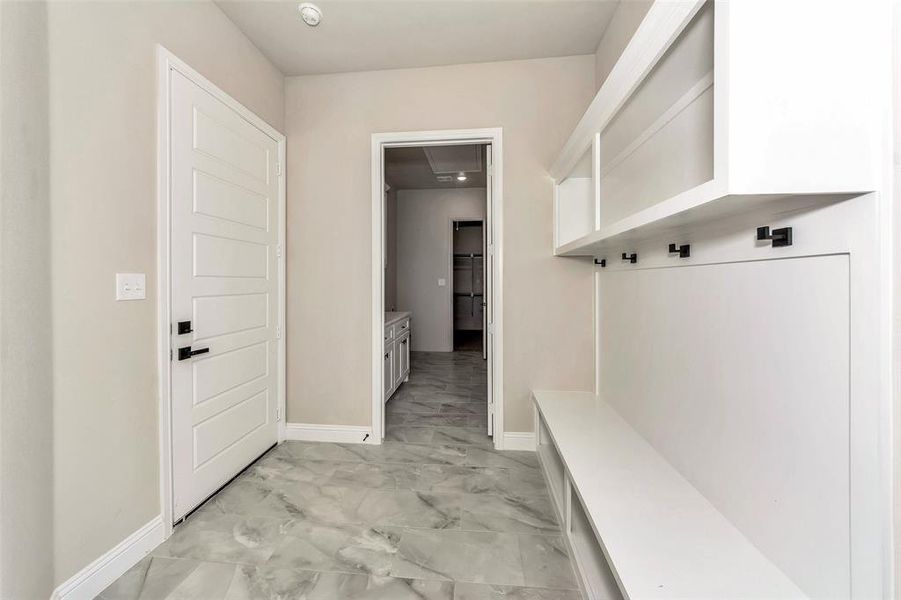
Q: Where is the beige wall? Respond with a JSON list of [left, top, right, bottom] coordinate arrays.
[[285, 55, 597, 431], [46, 1, 284, 585], [594, 0, 653, 91], [396, 188, 487, 352], [0, 2, 54, 596]]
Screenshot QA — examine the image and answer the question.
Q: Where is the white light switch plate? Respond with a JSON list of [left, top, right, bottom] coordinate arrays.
[[438, 278, 447, 287], [116, 273, 146, 301]]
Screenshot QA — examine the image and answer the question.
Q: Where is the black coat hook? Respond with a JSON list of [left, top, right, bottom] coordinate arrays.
[[621, 252, 637, 264], [668, 243, 690, 258], [757, 226, 793, 247], [594, 258, 606, 267]]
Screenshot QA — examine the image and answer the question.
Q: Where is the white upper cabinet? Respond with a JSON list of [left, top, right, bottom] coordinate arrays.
[[552, 0, 883, 256]]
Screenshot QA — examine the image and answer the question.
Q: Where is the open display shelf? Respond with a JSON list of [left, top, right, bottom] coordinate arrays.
[[552, 0, 878, 257]]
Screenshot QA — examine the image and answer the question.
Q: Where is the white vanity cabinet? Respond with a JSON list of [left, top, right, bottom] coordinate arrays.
[[384, 312, 411, 402]]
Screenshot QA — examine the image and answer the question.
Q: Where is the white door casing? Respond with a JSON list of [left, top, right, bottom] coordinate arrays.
[[484, 145, 494, 436], [482, 218, 488, 362], [165, 62, 283, 522], [371, 129, 503, 447]]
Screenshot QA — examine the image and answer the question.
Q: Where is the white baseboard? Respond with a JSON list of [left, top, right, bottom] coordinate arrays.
[[51, 515, 164, 600], [503, 431, 536, 451], [285, 423, 372, 444]]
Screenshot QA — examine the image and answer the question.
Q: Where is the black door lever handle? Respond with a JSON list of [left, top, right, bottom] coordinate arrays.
[[178, 346, 209, 361]]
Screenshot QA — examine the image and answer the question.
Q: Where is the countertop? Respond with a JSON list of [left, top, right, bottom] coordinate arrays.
[[385, 311, 412, 327]]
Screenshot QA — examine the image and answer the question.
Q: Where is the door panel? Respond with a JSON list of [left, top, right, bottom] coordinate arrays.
[[194, 171, 269, 230], [193, 234, 269, 278], [192, 342, 268, 403], [193, 109, 269, 182], [193, 390, 269, 467], [170, 69, 279, 520], [192, 293, 268, 341]]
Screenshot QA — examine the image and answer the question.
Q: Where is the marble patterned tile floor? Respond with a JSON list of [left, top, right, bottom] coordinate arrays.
[[99, 351, 581, 600]]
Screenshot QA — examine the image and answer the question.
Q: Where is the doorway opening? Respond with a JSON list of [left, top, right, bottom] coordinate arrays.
[[452, 220, 485, 355], [371, 129, 504, 448]]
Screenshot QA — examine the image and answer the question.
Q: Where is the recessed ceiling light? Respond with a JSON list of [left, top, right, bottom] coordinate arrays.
[[298, 2, 322, 27], [457, 173, 467, 182]]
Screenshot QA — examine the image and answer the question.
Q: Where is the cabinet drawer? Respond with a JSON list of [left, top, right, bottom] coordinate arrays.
[[396, 318, 410, 335], [384, 324, 395, 342]]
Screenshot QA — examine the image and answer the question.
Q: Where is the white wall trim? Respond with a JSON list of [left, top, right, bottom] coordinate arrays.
[[285, 423, 372, 444], [155, 45, 287, 537], [51, 516, 164, 600], [503, 431, 536, 452], [371, 128, 505, 448]]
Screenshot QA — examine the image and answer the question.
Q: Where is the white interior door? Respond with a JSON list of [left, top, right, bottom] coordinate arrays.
[[485, 145, 494, 436], [482, 221, 487, 360], [170, 69, 280, 521]]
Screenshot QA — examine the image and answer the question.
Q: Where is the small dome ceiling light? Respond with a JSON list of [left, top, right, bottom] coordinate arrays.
[[298, 3, 322, 27], [456, 172, 467, 182]]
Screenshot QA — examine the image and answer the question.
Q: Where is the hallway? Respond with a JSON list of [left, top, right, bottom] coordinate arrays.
[[98, 352, 580, 599], [386, 351, 491, 446]]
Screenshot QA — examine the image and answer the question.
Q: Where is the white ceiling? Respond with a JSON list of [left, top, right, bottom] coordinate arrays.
[[215, 1, 619, 76], [386, 145, 488, 190]]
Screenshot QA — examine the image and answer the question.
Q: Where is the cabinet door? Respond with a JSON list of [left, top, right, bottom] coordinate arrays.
[[398, 335, 410, 381], [384, 343, 395, 399], [393, 336, 404, 387]]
